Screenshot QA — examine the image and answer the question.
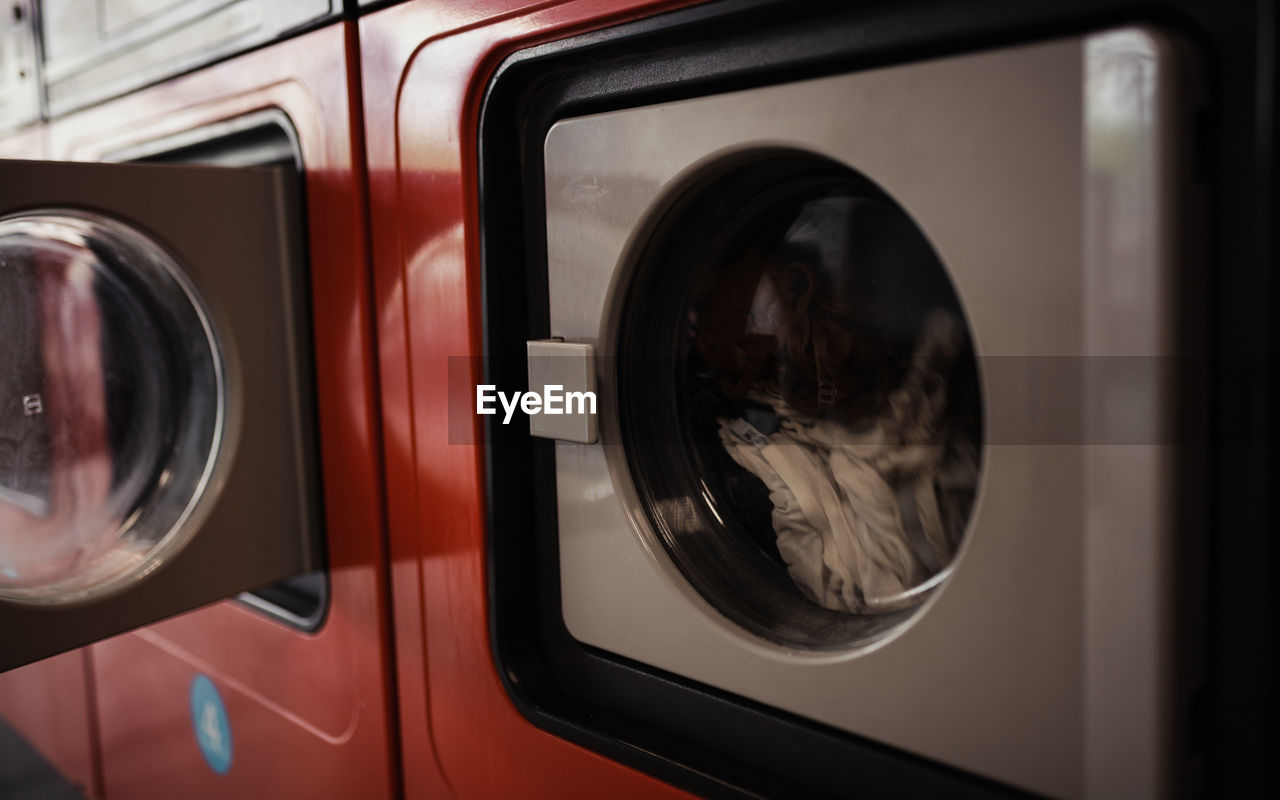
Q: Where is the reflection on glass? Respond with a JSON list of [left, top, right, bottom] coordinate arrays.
[[0, 212, 222, 604], [618, 153, 982, 647], [686, 192, 981, 613]]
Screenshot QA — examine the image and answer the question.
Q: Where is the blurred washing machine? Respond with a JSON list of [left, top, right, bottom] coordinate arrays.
[[471, 2, 1252, 799], [1, 7, 397, 799]]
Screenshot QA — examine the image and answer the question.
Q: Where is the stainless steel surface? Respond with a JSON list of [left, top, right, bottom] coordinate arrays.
[[39, 0, 336, 117], [1081, 30, 1203, 799], [544, 29, 1195, 798], [0, 1, 40, 133], [0, 211, 224, 605]]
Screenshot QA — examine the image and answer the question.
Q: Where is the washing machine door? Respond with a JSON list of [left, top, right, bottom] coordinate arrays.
[[0, 159, 319, 670], [516, 27, 1204, 799]]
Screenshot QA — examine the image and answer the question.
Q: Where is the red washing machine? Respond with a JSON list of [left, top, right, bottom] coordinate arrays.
[[2, 0, 1275, 797], [1, 6, 397, 799], [360, 1, 701, 796], [363, 0, 1275, 798]]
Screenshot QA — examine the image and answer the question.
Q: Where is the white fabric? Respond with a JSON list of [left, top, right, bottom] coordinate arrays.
[[717, 312, 977, 613]]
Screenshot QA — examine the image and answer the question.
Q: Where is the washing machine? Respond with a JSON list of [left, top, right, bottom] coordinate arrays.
[[532, 29, 1198, 798], [470, 1, 1272, 798], [2, 11, 398, 799]]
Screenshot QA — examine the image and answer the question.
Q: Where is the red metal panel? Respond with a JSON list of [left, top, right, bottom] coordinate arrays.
[[22, 22, 399, 798], [0, 650, 100, 798], [360, 2, 698, 797]]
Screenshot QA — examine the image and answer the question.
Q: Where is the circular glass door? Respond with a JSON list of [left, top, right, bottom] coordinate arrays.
[[0, 211, 224, 605], [614, 151, 983, 650]]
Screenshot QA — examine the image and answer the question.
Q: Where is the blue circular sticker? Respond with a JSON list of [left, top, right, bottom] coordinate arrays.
[[189, 674, 233, 775]]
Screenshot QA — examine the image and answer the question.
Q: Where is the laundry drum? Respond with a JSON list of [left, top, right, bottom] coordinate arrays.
[[0, 211, 225, 605], [612, 150, 983, 649]]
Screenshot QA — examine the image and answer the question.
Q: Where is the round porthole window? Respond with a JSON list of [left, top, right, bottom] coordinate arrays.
[[614, 151, 983, 650], [0, 211, 225, 605]]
